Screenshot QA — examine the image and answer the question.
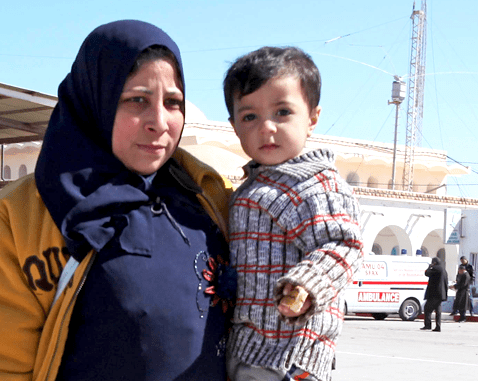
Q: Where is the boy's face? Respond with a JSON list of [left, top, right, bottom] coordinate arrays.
[[229, 75, 320, 165]]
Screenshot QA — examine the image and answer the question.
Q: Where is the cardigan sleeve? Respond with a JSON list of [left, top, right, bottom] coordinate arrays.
[[274, 180, 364, 325]]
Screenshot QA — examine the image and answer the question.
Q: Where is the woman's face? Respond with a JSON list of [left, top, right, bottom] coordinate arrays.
[[112, 58, 184, 175]]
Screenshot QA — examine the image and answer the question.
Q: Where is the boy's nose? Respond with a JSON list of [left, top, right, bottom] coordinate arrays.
[[261, 119, 277, 133]]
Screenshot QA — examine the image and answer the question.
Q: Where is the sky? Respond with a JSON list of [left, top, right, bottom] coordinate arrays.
[[1, 0, 477, 198]]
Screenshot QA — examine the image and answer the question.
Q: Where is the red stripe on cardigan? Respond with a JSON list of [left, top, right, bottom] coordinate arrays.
[[236, 298, 276, 307], [230, 214, 359, 243], [235, 198, 261, 209], [288, 213, 359, 241], [257, 174, 302, 206], [235, 263, 294, 271], [230, 231, 286, 242], [244, 323, 336, 349]]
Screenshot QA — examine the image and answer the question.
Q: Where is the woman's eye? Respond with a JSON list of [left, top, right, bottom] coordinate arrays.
[[165, 98, 183, 108], [277, 109, 291, 117], [125, 96, 146, 104], [243, 114, 256, 122]]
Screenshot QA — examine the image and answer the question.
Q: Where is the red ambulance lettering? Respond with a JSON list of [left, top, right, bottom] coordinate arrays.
[[358, 292, 400, 303]]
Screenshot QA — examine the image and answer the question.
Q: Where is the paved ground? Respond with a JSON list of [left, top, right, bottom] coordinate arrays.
[[332, 314, 478, 381]]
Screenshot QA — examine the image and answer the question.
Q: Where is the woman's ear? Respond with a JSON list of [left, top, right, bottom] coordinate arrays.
[[308, 106, 321, 136]]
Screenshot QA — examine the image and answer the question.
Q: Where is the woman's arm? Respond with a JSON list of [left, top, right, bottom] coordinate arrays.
[[0, 204, 45, 380]]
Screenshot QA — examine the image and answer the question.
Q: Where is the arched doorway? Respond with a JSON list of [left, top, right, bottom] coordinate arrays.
[[373, 225, 411, 256]]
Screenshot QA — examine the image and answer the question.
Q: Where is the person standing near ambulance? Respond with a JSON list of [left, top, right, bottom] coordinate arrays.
[[421, 257, 448, 332], [451, 265, 471, 323]]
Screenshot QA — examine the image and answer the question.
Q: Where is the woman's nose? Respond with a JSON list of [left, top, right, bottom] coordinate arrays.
[[145, 102, 167, 133]]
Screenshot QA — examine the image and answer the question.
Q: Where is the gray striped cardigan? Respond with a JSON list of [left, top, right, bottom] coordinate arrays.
[[227, 149, 364, 380]]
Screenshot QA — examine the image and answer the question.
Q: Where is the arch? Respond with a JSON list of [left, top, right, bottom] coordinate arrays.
[[367, 176, 378, 188], [3, 165, 11, 180], [18, 164, 27, 178], [346, 172, 360, 186], [373, 225, 412, 257], [420, 230, 442, 259], [372, 243, 382, 255]]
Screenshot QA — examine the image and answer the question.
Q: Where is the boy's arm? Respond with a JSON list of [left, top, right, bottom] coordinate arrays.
[[274, 184, 364, 325]]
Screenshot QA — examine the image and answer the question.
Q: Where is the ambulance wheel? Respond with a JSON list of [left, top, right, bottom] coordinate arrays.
[[371, 313, 388, 320], [399, 299, 420, 321]]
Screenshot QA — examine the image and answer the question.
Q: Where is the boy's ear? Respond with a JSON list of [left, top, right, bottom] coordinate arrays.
[[229, 117, 236, 130], [308, 106, 321, 136]]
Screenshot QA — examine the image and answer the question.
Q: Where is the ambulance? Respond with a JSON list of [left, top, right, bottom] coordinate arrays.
[[344, 253, 431, 321]]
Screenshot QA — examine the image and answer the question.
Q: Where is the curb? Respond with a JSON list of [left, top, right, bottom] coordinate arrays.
[[417, 313, 477, 322], [452, 315, 478, 322]]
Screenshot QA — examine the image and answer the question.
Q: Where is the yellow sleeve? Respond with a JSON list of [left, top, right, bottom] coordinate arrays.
[[0, 197, 45, 380]]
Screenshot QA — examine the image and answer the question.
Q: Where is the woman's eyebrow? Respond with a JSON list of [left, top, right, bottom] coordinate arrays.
[[165, 89, 184, 98], [122, 86, 153, 94]]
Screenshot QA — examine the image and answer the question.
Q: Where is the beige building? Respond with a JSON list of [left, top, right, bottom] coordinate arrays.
[[1, 83, 477, 279], [180, 101, 478, 279]]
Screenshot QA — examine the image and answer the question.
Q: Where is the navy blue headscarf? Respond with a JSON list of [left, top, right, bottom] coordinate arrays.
[[35, 20, 185, 260]]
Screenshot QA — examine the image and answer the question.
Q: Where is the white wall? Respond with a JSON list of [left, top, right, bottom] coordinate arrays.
[[357, 195, 466, 277]]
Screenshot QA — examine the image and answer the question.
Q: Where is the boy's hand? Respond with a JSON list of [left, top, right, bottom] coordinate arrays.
[[278, 284, 311, 317]]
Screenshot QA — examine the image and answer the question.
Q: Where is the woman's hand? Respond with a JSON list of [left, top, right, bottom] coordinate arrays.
[[278, 284, 311, 318]]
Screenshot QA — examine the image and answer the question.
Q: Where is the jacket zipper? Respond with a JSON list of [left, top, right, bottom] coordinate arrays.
[[44, 251, 97, 381]]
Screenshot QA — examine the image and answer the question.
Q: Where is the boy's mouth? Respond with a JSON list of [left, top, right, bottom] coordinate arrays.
[[260, 143, 279, 150]]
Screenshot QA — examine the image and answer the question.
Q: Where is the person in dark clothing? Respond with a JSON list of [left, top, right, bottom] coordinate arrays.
[[0, 20, 235, 381], [452, 265, 471, 322], [461, 256, 475, 315], [421, 257, 448, 332], [450, 256, 475, 316]]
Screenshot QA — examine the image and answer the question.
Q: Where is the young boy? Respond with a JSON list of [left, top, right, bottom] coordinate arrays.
[[223, 46, 364, 381]]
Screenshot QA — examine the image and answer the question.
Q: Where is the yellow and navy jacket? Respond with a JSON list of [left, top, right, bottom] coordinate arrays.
[[0, 148, 232, 381]]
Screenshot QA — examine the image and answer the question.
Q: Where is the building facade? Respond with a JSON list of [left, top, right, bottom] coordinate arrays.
[[2, 98, 477, 282], [180, 102, 478, 280]]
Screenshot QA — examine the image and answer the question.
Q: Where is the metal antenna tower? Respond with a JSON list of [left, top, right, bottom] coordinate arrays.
[[402, 0, 427, 191]]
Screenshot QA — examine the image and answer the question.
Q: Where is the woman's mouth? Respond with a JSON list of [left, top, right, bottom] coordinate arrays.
[[137, 144, 165, 154]]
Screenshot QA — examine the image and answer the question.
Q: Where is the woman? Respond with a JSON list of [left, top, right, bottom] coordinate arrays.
[[0, 20, 233, 380]]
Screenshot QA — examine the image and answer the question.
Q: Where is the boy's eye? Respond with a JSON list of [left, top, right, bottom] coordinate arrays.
[[243, 114, 256, 122], [277, 108, 291, 117]]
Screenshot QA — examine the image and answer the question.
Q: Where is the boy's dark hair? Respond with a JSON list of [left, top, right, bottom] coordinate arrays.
[[223, 46, 321, 119]]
